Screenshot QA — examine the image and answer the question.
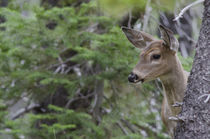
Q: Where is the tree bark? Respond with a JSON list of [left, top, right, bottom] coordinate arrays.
[[174, 0, 210, 138]]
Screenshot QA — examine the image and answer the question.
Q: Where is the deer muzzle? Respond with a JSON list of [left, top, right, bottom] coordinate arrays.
[[128, 72, 145, 83]]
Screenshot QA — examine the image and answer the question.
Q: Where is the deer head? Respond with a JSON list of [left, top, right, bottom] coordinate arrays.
[[122, 25, 179, 83]]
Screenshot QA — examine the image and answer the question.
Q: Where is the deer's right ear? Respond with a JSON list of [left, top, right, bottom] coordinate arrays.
[[121, 27, 155, 49], [159, 25, 179, 53]]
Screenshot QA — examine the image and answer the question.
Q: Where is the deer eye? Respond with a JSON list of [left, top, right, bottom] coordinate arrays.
[[152, 54, 161, 60]]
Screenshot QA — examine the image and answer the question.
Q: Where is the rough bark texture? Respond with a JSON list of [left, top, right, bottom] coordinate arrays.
[[174, 0, 210, 138]]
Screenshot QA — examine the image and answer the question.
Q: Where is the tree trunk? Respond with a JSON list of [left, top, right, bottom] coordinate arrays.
[[174, 0, 210, 138]]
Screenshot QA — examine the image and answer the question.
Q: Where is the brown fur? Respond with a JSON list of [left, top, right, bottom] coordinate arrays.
[[134, 41, 188, 138], [122, 27, 188, 138]]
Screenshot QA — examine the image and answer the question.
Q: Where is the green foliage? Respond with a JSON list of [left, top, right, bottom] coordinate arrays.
[[151, 0, 176, 12], [0, 0, 192, 139], [99, 0, 146, 17], [0, 1, 139, 139], [178, 53, 193, 72], [24, 105, 105, 139]]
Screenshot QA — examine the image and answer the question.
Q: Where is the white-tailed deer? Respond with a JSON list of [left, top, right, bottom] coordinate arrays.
[[122, 25, 189, 138]]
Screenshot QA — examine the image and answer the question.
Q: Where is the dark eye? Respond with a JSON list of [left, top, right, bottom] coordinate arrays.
[[152, 54, 161, 60]]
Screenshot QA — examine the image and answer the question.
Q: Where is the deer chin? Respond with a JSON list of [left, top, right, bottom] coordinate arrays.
[[136, 80, 143, 85], [133, 79, 144, 84], [142, 76, 159, 83]]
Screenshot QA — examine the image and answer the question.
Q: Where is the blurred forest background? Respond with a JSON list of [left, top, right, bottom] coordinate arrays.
[[0, 0, 203, 139]]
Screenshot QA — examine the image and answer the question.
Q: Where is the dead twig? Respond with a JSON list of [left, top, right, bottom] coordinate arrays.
[[11, 103, 40, 120], [120, 118, 137, 133], [142, 0, 152, 31], [172, 102, 183, 107], [47, 57, 71, 70], [175, 24, 196, 44], [54, 56, 67, 74], [116, 121, 129, 135], [133, 122, 169, 138], [173, 0, 204, 21], [154, 79, 162, 94], [168, 116, 184, 122], [128, 9, 132, 28], [91, 79, 104, 123], [65, 88, 81, 108], [198, 92, 210, 103], [65, 89, 95, 108]]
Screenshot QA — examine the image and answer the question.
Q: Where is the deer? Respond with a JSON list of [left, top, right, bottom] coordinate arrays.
[[122, 25, 189, 138]]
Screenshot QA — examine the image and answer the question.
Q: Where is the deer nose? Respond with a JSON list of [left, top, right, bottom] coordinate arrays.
[[128, 72, 139, 83]]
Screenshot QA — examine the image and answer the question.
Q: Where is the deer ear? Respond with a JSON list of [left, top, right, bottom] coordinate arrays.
[[121, 26, 155, 49], [159, 25, 179, 53]]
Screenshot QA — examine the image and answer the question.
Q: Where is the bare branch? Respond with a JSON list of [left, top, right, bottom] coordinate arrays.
[[65, 88, 81, 108], [173, 0, 204, 21], [91, 79, 104, 123], [142, 0, 152, 31], [54, 56, 66, 74], [128, 9, 132, 28], [198, 93, 210, 103], [154, 79, 162, 94], [168, 116, 184, 122], [120, 118, 137, 133], [65, 89, 95, 108], [11, 103, 40, 120], [175, 24, 196, 44], [47, 57, 71, 70], [172, 102, 183, 107], [116, 121, 129, 135], [133, 122, 169, 138]]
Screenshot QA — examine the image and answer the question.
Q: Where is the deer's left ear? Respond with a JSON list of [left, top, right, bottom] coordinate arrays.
[[159, 25, 179, 53]]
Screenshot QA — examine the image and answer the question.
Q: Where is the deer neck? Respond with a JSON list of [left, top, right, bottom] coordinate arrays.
[[159, 55, 187, 110]]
